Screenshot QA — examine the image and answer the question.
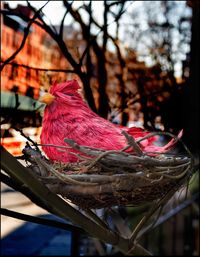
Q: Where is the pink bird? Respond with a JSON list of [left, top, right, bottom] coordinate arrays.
[[39, 80, 180, 163]]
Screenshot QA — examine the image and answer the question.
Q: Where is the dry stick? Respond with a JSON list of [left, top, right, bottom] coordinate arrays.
[[33, 156, 97, 186], [42, 173, 143, 184], [64, 138, 189, 167], [147, 163, 190, 179], [80, 149, 129, 173], [153, 162, 191, 171], [1, 146, 151, 255], [121, 131, 143, 156], [30, 137, 190, 178], [64, 139, 129, 157], [38, 143, 72, 149], [45, 182, 118, 196], [161, 165, 191, 180], [150, 175, 164, 183]]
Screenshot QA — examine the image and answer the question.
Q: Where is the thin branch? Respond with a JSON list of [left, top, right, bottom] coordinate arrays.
[[79, 1, 132, 65], [0, 2, 49, 71], [0, 61, 75, 73], [26, 0, 58, 35], [136, 131, 194, 162], [64, 138, 190, 167], [13, 128, 40, 152], [33, 156, 98, 186], [121, 131, 143, 156], [60, 0, 74, 38], [26, 1, 80, 71]]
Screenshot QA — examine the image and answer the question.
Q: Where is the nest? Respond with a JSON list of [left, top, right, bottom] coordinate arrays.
[[23, 131, 193, 209]]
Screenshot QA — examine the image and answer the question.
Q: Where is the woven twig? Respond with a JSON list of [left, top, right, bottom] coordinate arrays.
[[23, 131, 193, 209]]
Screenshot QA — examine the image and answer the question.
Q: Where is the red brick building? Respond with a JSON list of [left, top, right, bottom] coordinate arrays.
[[1, 3, 75, 99], [1, 4, 43, 98]]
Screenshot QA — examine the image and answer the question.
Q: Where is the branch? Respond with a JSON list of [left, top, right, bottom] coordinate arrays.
[[59, 0, 74, 38], [0, 61, 75, 73], [64, 138, 190, 168], [79, 1, 128, 66], [14, 128, 40, 152], [1, 7, 79, 71], [26, 0, 58, 35], [0, 2, 49, 71], [25, 1, 80, 72], [121, 131, 143, 156]]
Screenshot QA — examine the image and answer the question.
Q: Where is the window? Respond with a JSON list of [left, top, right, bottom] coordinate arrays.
[[6, 32, 10, 46], [26, 68, 31, 80], [27, 44, 32, 55], [9, 65, 18, 80], [12, 33, 19, 48]]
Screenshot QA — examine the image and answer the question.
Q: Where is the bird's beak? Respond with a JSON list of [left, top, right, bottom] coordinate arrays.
[[39, 93, 55, 105]]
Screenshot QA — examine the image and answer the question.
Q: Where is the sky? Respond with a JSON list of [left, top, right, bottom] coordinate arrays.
[[5, 1, 133, 25], [4, 1, 104, 29], [4, 1, 190, 78], [4, 1, 139, 54], [4, 1, 139, 34]]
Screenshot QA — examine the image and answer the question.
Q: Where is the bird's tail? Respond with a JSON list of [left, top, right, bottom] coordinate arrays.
[[126, 127, 183, 155], [157, 129, 183, 152], [143, 129, 183, 155]]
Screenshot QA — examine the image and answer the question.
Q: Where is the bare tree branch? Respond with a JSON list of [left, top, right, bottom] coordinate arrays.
[[26, 0, 58, 35], [59, 0, 74, 38], [0, 61, 75, 73], [0, 1, 49, 71]]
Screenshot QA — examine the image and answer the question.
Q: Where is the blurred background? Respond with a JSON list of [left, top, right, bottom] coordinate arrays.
[[1, 0, 199, 256]]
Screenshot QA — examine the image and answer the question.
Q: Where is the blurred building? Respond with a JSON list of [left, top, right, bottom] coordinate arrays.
[[1, 2, 75, 98], [1, 3, 44, 98]]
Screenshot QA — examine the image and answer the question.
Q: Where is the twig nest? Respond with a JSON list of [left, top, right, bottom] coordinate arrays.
[[23, 132, 194, 209]]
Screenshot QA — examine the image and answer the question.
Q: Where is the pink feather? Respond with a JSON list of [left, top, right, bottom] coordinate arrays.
[[40, 80, 181, 163]]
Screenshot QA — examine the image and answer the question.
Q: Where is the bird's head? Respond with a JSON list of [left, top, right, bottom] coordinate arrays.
[[39, 80, 82, 106]]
